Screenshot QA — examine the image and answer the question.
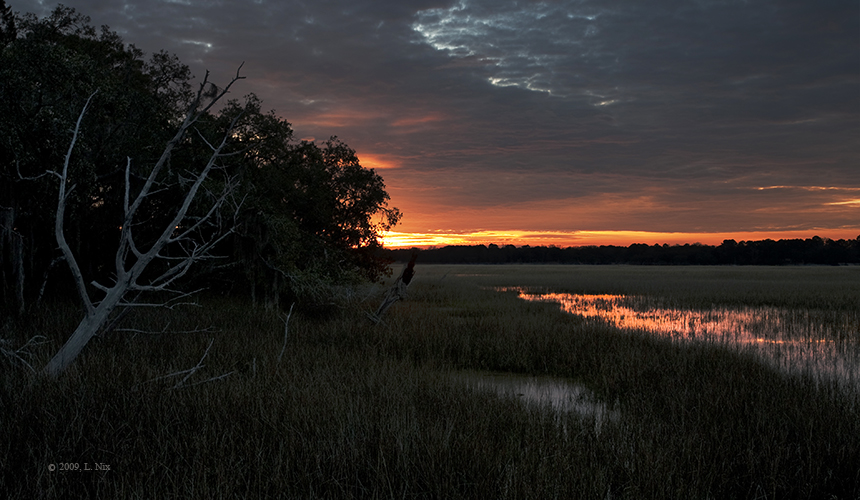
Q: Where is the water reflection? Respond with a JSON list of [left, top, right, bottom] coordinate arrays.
[[504, 288, 860, 388], [452, 370, 614, 430]]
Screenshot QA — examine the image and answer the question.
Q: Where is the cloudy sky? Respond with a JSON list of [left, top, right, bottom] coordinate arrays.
[[14, 0, 860, 246]]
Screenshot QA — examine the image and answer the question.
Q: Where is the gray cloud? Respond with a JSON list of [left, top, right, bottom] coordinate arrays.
[[10, 0, 859, 237]]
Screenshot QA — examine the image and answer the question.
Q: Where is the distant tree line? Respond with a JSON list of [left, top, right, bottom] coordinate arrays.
[[382, 236, 860, 266]]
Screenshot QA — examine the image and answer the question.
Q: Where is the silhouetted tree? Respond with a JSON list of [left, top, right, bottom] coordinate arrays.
[[381, 236, 860, 265], [0, 6, 192, 317]]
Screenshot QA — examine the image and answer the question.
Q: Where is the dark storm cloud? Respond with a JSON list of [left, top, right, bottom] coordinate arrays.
[[11, 0, 859, 234]]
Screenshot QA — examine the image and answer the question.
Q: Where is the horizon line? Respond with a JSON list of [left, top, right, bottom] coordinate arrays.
[[380, 229, 860, 249]]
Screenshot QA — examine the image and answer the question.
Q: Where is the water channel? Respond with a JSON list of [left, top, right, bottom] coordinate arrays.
[[505, 287, 860, 388], [451, 284, 858, 417]]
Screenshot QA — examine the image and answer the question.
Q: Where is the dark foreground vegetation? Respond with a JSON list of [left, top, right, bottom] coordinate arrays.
[[2, 265, 858, 499], [384, 235, 860, 265]]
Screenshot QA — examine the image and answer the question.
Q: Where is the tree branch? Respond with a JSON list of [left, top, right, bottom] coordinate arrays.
[[45, 67, 249, 376], [55, 90, 99, 316]]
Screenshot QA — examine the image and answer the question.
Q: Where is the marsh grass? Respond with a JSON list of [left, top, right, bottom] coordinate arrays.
[[1, 265, 858, 498]]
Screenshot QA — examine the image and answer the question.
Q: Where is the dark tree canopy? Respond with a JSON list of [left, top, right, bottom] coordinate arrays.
[[190, 96, 401, 306], [0, 0, 14, 47], [0, 5, 399, 317], [0, 5, 194, 316]]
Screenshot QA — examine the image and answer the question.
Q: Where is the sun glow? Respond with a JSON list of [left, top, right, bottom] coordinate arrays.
[[359, 154, 400, 170], [381, 229, 860, 248]]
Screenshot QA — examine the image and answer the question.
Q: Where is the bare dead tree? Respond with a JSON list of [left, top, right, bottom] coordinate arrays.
[[43, 67, 247, 377]]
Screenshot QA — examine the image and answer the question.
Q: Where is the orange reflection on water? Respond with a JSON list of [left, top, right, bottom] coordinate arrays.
[[507, 289, 860, 388]]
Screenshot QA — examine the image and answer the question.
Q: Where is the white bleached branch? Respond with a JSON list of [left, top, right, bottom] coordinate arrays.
[[44, 68, 248, 377]]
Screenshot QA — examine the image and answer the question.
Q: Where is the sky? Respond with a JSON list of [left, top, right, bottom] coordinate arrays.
[[13, 0, 860, 247]]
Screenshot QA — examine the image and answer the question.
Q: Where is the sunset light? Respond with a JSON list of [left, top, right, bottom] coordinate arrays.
[[381, 229, 860, 249], [4, 2, 858, 496], [358, 153, 400, 171], [21, 0, 853, 248]]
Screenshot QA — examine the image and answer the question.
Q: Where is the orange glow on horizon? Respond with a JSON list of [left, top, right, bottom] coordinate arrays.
[[381, 229, 860, 249]]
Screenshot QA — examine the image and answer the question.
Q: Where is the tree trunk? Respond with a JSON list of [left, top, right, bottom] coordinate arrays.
[[44, 287, 123, 376]]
